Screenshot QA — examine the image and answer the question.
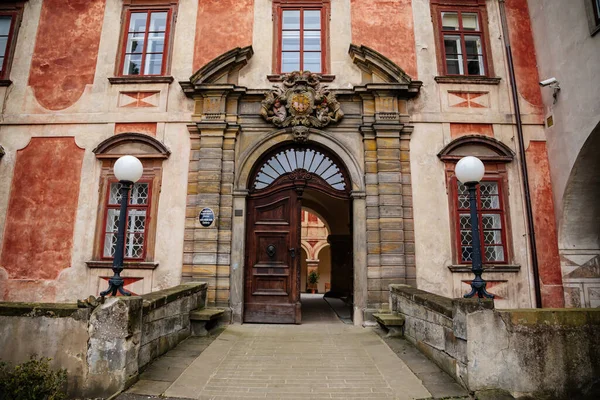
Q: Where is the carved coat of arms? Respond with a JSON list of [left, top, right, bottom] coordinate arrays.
[[260, 71, 344, 129]]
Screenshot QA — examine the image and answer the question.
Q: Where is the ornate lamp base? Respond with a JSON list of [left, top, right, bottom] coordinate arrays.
[[100, 274, 132, 297], [464, 276, 495, 299]]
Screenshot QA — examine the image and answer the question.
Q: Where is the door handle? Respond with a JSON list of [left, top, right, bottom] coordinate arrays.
[[289, 248, 296, 259]]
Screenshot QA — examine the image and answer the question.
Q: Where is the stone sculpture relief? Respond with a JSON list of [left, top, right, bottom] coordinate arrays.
[[260, 71, 344, 129]]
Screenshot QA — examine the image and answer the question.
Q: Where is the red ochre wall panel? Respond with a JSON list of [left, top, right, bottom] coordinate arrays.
[[526, 141, 565, 308], [115, 122, 157, 136], [28, 0, 106, 111], [0, 138, 84, 280], [450, 123, 494, 139], [504, 0, 543, 109], [193, 0, 254, 71], [350, 0, 417, 78]]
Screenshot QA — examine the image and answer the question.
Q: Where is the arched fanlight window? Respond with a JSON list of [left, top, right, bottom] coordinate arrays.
[[253, 147, 347, 191]]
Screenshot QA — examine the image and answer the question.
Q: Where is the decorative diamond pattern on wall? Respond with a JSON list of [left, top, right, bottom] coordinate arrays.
[[118, 91, 160, 108], [448, 91, 490, 108]]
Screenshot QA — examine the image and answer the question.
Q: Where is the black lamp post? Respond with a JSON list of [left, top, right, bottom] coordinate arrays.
[[100, 155, 144, 297], [455, 156, 494, 299]]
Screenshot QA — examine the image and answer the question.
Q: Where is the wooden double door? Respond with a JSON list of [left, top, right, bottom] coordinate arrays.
[[244, 183, 302, 324]]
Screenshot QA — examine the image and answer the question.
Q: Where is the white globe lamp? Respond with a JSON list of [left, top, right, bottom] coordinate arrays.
[[455, 156, 485, 184], [114, 155, 143, 183]]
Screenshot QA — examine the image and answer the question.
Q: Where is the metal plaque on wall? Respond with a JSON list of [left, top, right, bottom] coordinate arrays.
[[199, 207, 215, 227]]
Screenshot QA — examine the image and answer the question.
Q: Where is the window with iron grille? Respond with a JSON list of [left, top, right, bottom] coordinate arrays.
[[456, 179, 508, 264], [120, 9, 172, 76], [102, 181, 151, 260]]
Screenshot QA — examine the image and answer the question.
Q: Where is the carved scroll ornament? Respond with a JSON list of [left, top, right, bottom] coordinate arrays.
[[260, 71, 344, 129]]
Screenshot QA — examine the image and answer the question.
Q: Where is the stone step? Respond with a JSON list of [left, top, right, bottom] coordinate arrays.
[[373, 313, 405, 327], [189, 308, 225, 322]]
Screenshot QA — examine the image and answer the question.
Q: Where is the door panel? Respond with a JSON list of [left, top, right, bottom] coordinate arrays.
[[244, 189, 301, 323]]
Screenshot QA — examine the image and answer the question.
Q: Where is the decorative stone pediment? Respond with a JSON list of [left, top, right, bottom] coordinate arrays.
[[180, 46, 254, 97], [437, 135, 514, 162], [260, 71, 343, 129], [93, 133, 171, 159], [349, 44, 422, 97]]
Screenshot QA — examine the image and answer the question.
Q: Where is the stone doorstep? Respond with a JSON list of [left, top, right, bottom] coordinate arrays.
[[373, 312, 406, 338], [189, 308, 225, 321], [373, 313, 406, 326]]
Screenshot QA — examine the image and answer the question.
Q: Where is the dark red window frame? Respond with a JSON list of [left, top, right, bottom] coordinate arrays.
[[274, 1, 329, 74], [100, 180, 152, 261], [438, 8, 489, 76], [0, 12, 17, 79], [453, 176, 509, 265], [119, 8, 172, 76]]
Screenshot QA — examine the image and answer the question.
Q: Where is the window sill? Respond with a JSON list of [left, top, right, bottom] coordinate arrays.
[[108, 76, 174, 85], [267, 74, 335, 83], [86, 260, 159, 270], [591, 24, 600, 37], [435, 76, 501, 85], [0, 79, 12, 87], [448, 264, 520, 273]]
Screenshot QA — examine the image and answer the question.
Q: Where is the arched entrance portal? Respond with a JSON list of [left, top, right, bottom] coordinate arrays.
[[244, 144, 352, 323]]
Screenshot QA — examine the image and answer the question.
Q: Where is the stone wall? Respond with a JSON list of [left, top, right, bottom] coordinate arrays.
[[389, 284, 600, 399], [0, 282, 207, 398]]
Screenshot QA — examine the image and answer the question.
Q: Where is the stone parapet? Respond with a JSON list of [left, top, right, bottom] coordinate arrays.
[[389, 284, 600, 399], [0, 282, 207, 399]]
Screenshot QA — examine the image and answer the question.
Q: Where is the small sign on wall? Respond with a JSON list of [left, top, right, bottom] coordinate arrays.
[[199, 207, 215, 227]]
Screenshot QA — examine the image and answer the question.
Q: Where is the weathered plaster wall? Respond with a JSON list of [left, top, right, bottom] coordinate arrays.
[[193, 0, 254, 71], [527, 0, 600, 308], [504, 0, 543, 111], [28, 0, 106, 110], [525, 141, 564, 307], [0, 138, 84, 299], [350, 0, 418, 78]]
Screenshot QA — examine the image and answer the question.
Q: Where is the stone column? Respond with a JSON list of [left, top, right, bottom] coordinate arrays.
[[352, 193, 367, 326]]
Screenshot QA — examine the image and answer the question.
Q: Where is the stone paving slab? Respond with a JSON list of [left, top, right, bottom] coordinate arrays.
[[164, 323, 432, 400]]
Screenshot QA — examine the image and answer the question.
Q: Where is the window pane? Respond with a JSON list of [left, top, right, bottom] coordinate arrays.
[[126, 209, 146, 258], [462, 13, 479, 31], [304, 10, 321, 29], [131, 183, 149, 205], [304, 31, 321, 51], [123, 54, 142, 75], [459, 214, 471, 230], [126, 33, 144, 53], [461, 246, 473, 262], [0, 16, 11, 36], [482, 214, 502, 230], [304, 52, 321, 72], [441, 12, 459, 30], [282, 52, 300, 72], [129, 13, 148, 33], [282, 10, 300, 30], [149, 12, 167, 32], [483, 230, 503, 245], [465, 35, 484, 75], [109, 182, 123, 205], [485, 246, 505, 262], [444, 35, 463, 74], [0, 37, 7, 59], [146, 33, 165, 53], [282, 31, 300, 51], [103, 209, 120, 257], [480, 182, 500, 209], [144, 53, 163, 74]]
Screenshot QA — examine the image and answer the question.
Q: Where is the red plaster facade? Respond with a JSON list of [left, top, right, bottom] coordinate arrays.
[[526, 141, 564, 308], [192, 0, 254, 71], [450, 123, 494, 139], [0, 138, 84, 280], [28, 0, 106, 110], [350, 0, 418, 78], [504, 0, 543, 109], [115, 123, 157, 136]]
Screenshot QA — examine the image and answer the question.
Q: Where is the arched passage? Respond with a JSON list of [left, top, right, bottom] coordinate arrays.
[[241, 141, 354, 324], [560, 121, 600, 307]]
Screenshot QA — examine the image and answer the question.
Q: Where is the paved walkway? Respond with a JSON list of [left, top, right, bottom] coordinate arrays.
[[123, 296, 465, 400]]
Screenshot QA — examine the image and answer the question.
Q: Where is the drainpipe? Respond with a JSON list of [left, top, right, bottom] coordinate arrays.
[[498, 0, 542, 308]]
